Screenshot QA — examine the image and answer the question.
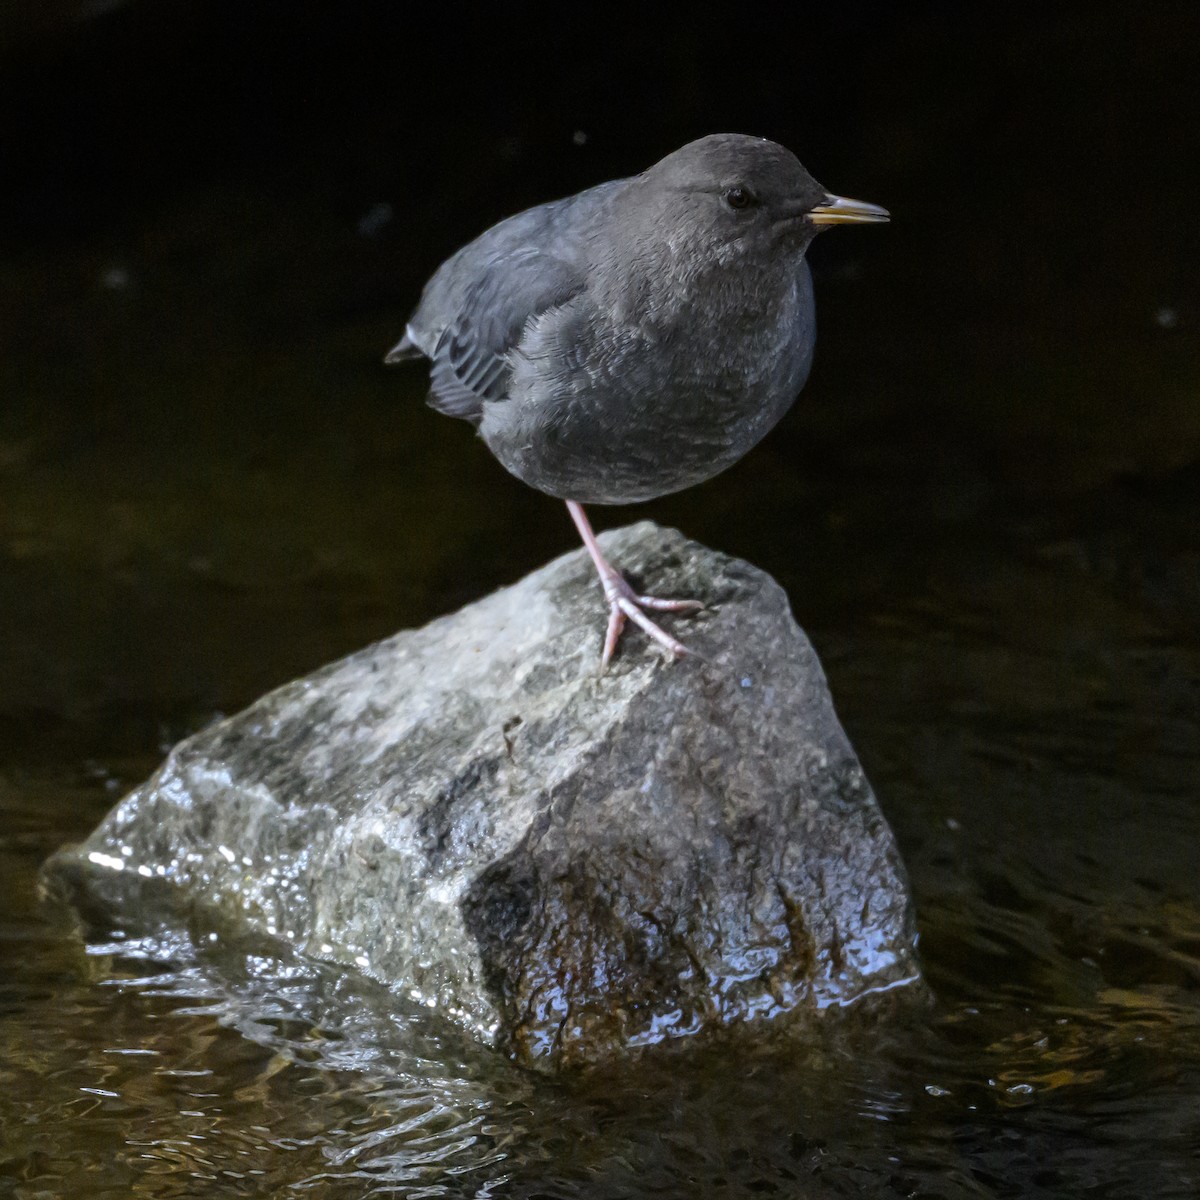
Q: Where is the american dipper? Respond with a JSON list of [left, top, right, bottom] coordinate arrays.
[[386, 134, 887, 666]]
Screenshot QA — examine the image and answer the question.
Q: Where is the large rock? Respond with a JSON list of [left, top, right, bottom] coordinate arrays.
[[44, 522, 921, 1065]]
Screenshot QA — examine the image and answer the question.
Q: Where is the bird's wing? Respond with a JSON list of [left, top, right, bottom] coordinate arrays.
[[393, 179, 626, 424], [423, 246, 585, 423]]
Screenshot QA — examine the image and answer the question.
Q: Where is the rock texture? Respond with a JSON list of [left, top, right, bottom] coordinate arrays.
[[44, 522, 921, 1066]]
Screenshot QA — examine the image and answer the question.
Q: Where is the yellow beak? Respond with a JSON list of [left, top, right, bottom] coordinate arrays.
[[808, 195, 890, 225]]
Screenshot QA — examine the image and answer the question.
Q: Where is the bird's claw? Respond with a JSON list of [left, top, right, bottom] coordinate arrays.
[[599, 572, 702, 670]]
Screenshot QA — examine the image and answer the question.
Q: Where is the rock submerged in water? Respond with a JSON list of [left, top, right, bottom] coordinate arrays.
[[44, 522, 921, 1066]]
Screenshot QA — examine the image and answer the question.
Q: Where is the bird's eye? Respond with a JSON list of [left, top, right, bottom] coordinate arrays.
[[724, 186, 757, 211]]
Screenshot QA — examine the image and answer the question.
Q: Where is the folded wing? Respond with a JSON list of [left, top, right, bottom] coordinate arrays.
[[424, 247, 584, 423], [389, 179, 625, 425]]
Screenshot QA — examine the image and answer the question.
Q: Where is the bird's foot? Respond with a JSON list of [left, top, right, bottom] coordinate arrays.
[[564, 500, 703, 670], [598, 569, 704, 670]]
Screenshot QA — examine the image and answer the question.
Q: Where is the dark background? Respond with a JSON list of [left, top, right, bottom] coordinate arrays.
[[1, 0, 1197, 749]]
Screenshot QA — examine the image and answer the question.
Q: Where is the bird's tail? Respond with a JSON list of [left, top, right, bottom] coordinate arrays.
[[383, 325, 425, 364]]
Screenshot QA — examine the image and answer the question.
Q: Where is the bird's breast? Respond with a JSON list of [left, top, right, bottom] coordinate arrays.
[[482, 260, 816, 505]]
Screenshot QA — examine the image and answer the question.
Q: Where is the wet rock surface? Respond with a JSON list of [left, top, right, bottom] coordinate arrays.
[[44, 522, 921, 1065]]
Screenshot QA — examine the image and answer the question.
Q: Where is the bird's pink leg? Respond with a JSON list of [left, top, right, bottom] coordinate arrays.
[[565, 500, 704, 669]]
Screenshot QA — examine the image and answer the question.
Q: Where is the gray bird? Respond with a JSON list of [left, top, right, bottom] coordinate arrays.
[[386, 134, 887, 667]]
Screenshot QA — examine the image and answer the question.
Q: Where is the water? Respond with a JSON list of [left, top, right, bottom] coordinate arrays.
[[3, 3, 1199, 1195], [4, 380, 1197, 1194], [4, 631, 1199, 1198]]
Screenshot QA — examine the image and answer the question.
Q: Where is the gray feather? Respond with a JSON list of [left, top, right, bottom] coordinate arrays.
[[386, 135, 855, 505], [383, 328, 423, 363], [393, 180, 625, 423]]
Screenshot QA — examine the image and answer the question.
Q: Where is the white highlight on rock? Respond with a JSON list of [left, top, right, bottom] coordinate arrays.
[[87, 851, 125, 872]]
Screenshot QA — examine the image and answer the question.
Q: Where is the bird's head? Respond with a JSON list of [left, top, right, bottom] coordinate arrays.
[[632, 134, 888, 261]]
